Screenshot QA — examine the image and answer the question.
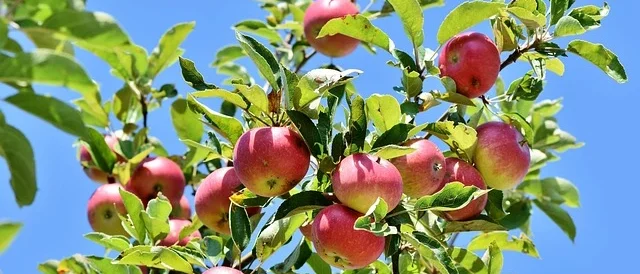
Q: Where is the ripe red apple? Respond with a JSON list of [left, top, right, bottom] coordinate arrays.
[[440, 158, 488, 221], [79, 134, 121, 184], [332, 153, 403, 214], [125, 157, 185, 205], [233, 127, 310, 197], [87, 184, 128, 236], [203, 266, 243, 274], [474, 121, 531, 190], [195, 167, 262, 235], [312, 204, 385, 269], [303, 0, 360, 58], [439, 32, 501, 98], [390, 139, 446, 198], [158, 219, 201, 247], [170, 195, 191, 220], [300, 222, 313, 240]]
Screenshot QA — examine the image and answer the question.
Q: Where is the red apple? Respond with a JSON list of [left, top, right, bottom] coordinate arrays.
[[195, 167, 262, 235], [87, 184, 128, 236], [440, 158, 488, 221], [158, 219, 201, 247], [439, 32, 501, 98], [170, 195, 191, 220], [312, 204, 385, 269], [332, 153, 403, 214], [390, 139, 446, 198], [474, 121, 531, 190], [203, 266, 243, 274], [233, 127, 310, 197], [79, 134, 122, 184], [125, 157, 185, 205], [303, 0, 360, 58], [300, 222, 313, 240]]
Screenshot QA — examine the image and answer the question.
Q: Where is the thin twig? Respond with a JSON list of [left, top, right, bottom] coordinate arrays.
[[448, 233, 460, 246], [294, 50, 317, 73]]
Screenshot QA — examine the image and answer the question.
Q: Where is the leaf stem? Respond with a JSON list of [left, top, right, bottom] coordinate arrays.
[[392, 251, 400, 274]]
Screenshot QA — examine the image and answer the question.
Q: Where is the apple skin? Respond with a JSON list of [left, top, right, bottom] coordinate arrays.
[[158, 219, 202, 247], [80, 134, 121, 184], [303, 0, 360, 58], [170, 195, 191, 220], [312, 204, 385, 269], [299, 223, 313, 240], [195, 167, 262, 235], [332, 153, 403, 214], [390, 139, 447, 198], [439, 32, 501, 98], [87, 184, 128, 236], [203, 266, 243, 274], [233, 127, 311, 197], [474, 121, 531, 190], [440, 158, 488, 221], [125, 157, 186, 206]]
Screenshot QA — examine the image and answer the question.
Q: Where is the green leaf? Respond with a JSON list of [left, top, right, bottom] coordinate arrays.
[[201, 235, 225, 265], [178, 57, 216, 90], [38, 11, 130, 47], [86, 44, 148, 81], [235, 84, 269, 115], [171, 98, 204, 143], [483, 242, 503, 274], [386, 0, 424, 47], [414, 182, 489, 212], [344, 260, 392, 274], [212, 45, 246, 67], [448, 247, 488, 274], [56, 254, 93, 273], [567, 40, 627, 83], [256, 214, 307, 261], [507, 71, 544, 101], [234, 20, 282, 44], [116, 246, 193, 273], [519, 177, 579, 207], [437, 1, 506, 44], [533, 199, 576, 241], [443, 217, 507, 234], [229, 188, 271, 208], [191, 88, 248, 110], [468, 231, 540, 258], [433, 77, 476, 106], [112, 85, 141, 124], [348, 95, 367, 153], [424, 121, 477, 162], [402, 230, 458, 274], [507, 7, 546, 29], [354, 198, 397, 237], [318, 14, 395, 53], [83, 232, 131, 252], [294, 69, 362, 115], [178, 216, 203, 242], [554, 16, 586, 37], [229, 204, 252, 251], [307, 253, 332, 274], [402, 69, 423, 98], [550, 0, 570, 25], [287, 110, 323, 157], [118, 188, 146, 242], [273, 191, 333, 220], [236, 32, 281, 90], [0, 222, 22, 254], [81, 128, 117, 173], [187, 95, 244, 145], [366, 94, 402, 134], [38, 260, 60, 274], [372, 145, 416, 160], [5, 93, 86, 137], [147, 21, 195, 78], [500, 113, 534, 145], [271, 239, 312, 272], [87, 255, 143, 274]]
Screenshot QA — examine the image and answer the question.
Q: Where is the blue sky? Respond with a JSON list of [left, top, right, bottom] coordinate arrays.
[[1, 0, 638, 273]]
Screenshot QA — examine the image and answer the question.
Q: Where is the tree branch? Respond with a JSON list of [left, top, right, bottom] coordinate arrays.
[[294, 50, 318, 73]]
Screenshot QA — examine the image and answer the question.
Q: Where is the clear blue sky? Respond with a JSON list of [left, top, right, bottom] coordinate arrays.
[[1, 1, 638, 273]]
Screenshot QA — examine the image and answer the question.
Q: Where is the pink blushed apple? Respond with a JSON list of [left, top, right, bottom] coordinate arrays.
[[312, 204, 385, 269], [439, 32, 501, 98], [233, 127, 310, 197], [170, 195, 191, 220], [332, 153, 403, 214], [125, 157, 185, 205], [87, 184, 128, 236], [79, 134, 122, 184], [303, 0, 360, 58], [474, 121, 531, 190], [440, 158, 488, 221], [158, 219, 201, 247], [390, 139, 446, 198], [195, 167, 261, 235], [203, 266, 243, 274]]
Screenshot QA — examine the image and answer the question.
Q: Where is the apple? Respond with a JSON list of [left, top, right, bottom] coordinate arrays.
[[170, 195, 191, 220], [79, 134, 122, 184], [474, 121, 531, 190], [195, 167, 262, 235], [233, 127, 311, 197], [440, 158, 488, 221], [299, 222, 313, 240], [125, 157, 185, 205], [312, 204, 385, 269], [390, 139, 447, 198], [87, 184, 128, 236], [303, 0, 360, 58], [158, 219, 201, 247], [439, 32, 501, 98], [203, 266, 243, 274], [332, 153, 403, 214]]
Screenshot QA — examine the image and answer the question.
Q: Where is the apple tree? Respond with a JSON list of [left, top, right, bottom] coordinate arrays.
[[0, 0, 628, 273]]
